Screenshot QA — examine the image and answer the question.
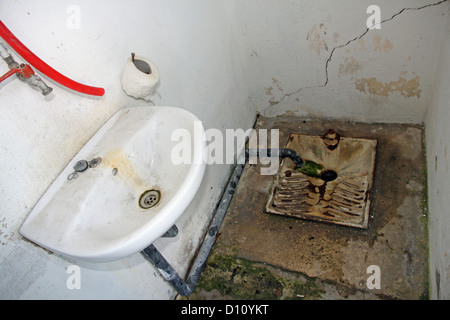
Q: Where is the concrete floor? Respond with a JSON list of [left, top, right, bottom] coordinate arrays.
[[185, 115, 428, 300]]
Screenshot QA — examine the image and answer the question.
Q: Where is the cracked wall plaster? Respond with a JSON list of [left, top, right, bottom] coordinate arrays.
[[229, 0, 449, 123], [270, 0, 447, 107]]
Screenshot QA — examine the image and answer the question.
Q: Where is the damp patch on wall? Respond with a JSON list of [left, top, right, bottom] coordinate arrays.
[[355, 74, 422, 98], [338, 57, 363, 78], [373, 35, 394, 52]]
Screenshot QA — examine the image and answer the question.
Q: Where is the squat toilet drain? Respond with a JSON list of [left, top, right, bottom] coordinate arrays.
[[139, 190, 161, 209], [266, 131, 377, 229], [320, 170, 338, 182]]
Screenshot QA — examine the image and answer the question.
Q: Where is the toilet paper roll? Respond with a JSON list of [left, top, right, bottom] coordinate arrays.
[[121, 55, 160, 102]]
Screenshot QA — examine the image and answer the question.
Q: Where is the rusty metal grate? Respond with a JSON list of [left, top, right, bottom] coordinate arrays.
[[266, 131, 377, 229]]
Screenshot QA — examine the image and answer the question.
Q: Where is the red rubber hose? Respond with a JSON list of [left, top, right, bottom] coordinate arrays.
[[0, 20, 105, 96]]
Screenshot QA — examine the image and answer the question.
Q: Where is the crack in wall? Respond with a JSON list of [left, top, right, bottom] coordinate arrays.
[[265, 0, 449, 112]]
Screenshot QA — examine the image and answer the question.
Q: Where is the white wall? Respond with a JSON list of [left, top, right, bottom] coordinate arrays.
[[425, 15, 450, 300], [0, 0, 254, 299], [226, 0, 448, 123]]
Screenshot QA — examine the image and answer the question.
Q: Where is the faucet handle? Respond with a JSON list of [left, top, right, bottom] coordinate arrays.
[[67, 158, 102, 180], [0, 63, 34, 83], [73, 160, 89, 172], [0, 63, 53, 95], [67, 160, 89, 180]]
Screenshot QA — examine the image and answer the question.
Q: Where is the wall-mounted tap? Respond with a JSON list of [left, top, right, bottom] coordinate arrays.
[[18, 67, 53, 96], [0, 20, 105, 96], [0, 42, 53, 95]]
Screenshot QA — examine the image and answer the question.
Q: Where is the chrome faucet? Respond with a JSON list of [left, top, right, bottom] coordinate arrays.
[[0, 42, 53, 95]]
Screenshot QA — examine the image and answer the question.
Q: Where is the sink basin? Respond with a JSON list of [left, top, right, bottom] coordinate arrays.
[[19, 106, 206, 262]]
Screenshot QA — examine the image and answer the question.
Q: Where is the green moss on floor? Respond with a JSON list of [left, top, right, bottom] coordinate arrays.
[[193, 254, 325, 300]]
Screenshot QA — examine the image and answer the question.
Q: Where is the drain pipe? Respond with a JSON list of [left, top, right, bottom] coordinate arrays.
[[245, 148, 305, 167], [141, 160, 245, 296], [140, 148, 304, 297]]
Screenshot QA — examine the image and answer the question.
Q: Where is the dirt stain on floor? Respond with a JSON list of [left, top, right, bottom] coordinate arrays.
[[185, 116, 428, 300]]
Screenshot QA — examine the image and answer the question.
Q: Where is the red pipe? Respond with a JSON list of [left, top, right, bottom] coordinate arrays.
[[0, 20, 105, 96]]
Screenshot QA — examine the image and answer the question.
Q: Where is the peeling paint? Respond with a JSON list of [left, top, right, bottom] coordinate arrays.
[[357, 38, 367, 51], [332, 32, 340, 44], [338, 57, 362, 78], [264, 1, 446, 111], [272, 77, 283, 92], [374, 35, 394, 52], [355, 75, 422, 98], [250, 49, 258, 57], [306, 23, 329, 55], [266, 78, 284, 105]]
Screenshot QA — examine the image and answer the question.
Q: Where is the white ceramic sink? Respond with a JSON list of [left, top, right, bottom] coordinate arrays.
[[19, 106, 206, 262]]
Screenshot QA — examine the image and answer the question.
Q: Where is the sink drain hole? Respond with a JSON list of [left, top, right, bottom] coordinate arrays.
[[320, 170, 338, 182], [139, 190, 161, 209]]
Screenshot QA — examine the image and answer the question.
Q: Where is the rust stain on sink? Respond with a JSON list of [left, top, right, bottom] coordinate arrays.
[[266, 131, 377, 229], [102, 150, 148, 190]]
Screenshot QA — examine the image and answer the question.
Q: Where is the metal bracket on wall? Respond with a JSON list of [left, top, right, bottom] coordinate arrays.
[[161, 224, 178, 238]]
